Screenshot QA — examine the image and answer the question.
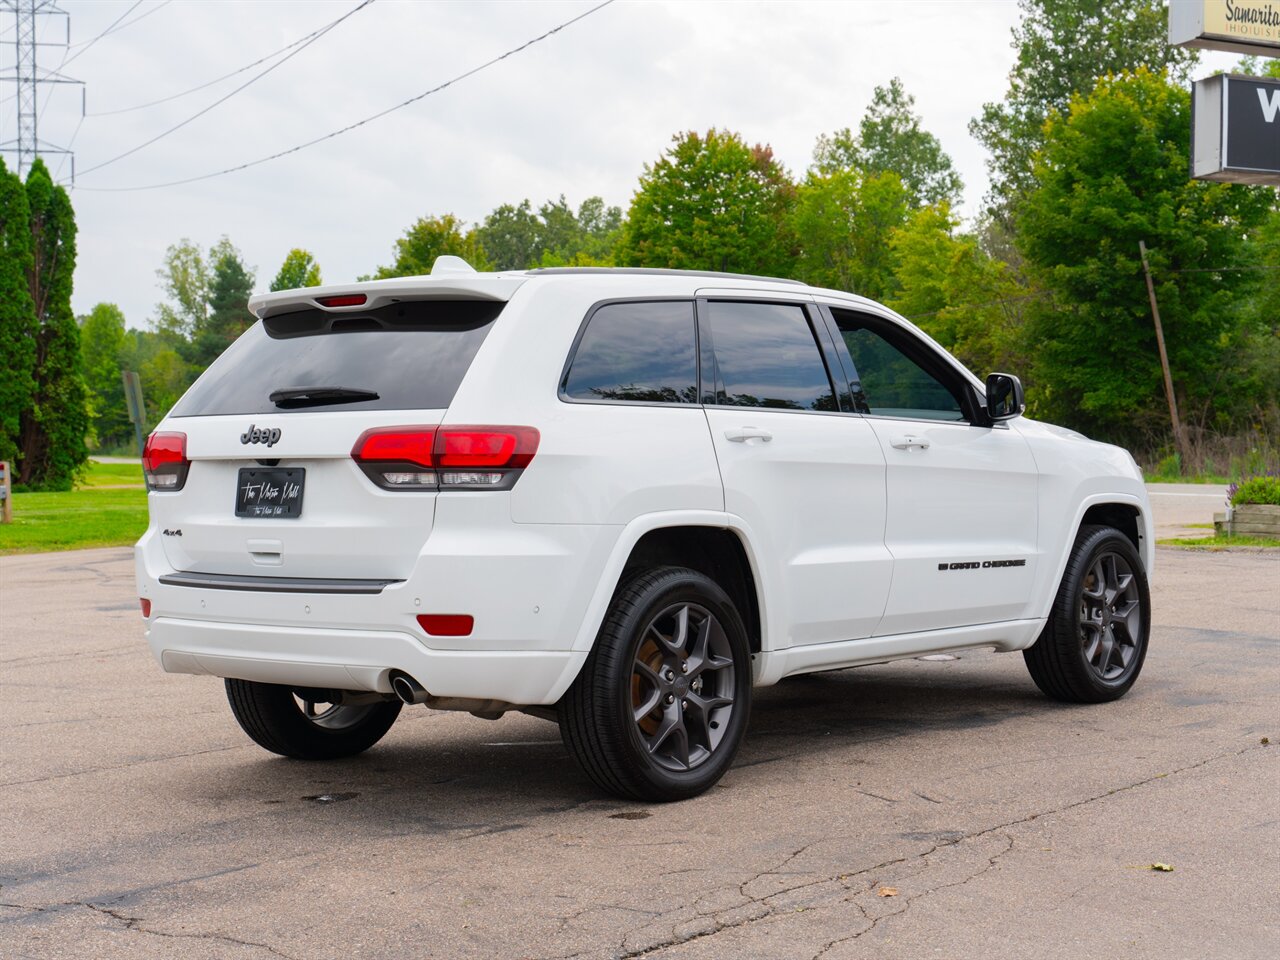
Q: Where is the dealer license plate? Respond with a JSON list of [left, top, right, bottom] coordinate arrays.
[[235, 468, 305, 519]]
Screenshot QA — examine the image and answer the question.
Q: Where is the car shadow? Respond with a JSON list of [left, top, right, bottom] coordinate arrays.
[[178, 658, 1055, 829]]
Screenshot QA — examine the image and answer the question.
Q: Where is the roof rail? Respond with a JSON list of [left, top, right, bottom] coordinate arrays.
[[525, 267, 806, 286]]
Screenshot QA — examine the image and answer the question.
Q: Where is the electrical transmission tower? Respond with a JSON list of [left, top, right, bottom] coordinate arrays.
[[0, 0, 83, 181]]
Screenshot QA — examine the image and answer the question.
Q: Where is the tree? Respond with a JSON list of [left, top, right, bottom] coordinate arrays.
[[536, 195, 624, 266], [971, 0, 1198, 221], [17, 159, 87, 489], [270, 248, 322, 291], [79, 303, 130, 450], [617, 129, 796, 276], [814, 77, 962, 208], [791, 168, 909, 300], [477, 200, 542, 270], [886, 204, 1030, 380], [1017, 69, 1272, 441], [0, 158, 36, 467], [370, 214, 491, 278], [477, 196, 625, 270], [154, 239, 209, 341], [191, 240, 255, 368]]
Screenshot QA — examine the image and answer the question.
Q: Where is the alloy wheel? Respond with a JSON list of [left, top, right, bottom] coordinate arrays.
[[630, 602, 736, 772]]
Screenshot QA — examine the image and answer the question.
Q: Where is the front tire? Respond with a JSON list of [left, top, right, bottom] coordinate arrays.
[[225, 680, 402, 760], [1024, 524, 1150, 703], [559, 566, 752, 802]]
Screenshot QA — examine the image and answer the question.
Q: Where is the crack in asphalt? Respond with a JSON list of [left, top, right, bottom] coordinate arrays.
[[0, 744, 246, 789], [599, 741, 1266, 959], [0, 645, 139, 667], [811, 833, 1016, 959], [69, 901, 302, 959]]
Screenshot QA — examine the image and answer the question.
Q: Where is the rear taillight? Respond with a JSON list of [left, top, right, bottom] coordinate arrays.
[[316, 294, 367, 307], [351, 426, 539, 491], [142, 432, 189, 491]]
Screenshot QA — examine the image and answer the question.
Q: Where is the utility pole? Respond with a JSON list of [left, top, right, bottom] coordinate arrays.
[[0, 0, 83, 181], [1138, 241, 1191, 467]]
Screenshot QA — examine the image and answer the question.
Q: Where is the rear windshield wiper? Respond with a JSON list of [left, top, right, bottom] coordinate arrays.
[[269, 386, 380, 408]]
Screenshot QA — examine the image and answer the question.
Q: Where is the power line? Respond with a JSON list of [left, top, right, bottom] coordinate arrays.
[[65, 0, 170, 57], [87, 5, 366, 118], [59, 0, 141, 69], [76, 0, 375, 178], [1, 0, 147, 111], [74, 0, 617, 193]]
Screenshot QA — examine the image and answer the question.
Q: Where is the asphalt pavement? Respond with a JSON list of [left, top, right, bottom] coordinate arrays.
[[1, 487, 1277, 960]]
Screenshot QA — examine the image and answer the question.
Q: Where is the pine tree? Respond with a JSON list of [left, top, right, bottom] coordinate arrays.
[[0, 158, 37, 468], [17, 159, 87, 490]]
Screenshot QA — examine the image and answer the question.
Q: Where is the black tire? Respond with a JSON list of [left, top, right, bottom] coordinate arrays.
[[559, 566, 752, 802], [224, 679, 402, 760], [1024, 524, 1150, 703]]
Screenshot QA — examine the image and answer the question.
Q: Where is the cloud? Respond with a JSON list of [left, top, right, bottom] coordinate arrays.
[[4, 1, 1076, 326]]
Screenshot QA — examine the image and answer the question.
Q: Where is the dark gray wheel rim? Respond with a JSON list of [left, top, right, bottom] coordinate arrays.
[[630, 602, 736, 773], [1079, 551, 1142, 682], [293, 694, 379, 731]]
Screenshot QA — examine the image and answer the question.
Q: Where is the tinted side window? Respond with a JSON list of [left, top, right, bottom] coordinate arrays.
[[170, 300, 502, 417], [833, 315, 966, 422], [706, 301, 836, 411], [563, 301, 698, 404]]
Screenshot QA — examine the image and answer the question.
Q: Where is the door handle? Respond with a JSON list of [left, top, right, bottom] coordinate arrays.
[[890, 435, 930, 450], [724, 427, 773, 443]]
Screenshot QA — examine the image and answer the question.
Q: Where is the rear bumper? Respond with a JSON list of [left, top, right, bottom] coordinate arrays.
[[147, 617, 586, 705]]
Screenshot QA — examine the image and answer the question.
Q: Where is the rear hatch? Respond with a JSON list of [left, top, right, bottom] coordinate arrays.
[[147, 287, 515, 581]]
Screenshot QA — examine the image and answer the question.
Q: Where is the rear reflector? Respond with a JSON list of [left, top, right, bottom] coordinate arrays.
[[352, 425, 539, 491], [142, 432, 189, 491], [316, 294, 367, 307], [139, 598, 151, 618], [417, 614, 473, 637]]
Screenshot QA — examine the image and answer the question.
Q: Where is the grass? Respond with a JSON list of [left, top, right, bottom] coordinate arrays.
[[0, 487, 148, 555], [1158, 533, 1280, 549], [76, 461, 143, 488]]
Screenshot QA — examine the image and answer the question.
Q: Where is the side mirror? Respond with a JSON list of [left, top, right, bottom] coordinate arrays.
[[985, 372, 1025, 421]]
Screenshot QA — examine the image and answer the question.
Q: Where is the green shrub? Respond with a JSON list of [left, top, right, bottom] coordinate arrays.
[[1229, 475, 1280, 506], [1148, 453, 1182, 481]]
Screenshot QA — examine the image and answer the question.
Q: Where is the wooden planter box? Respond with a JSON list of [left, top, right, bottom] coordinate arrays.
[[1226, 503, 1280, 538]]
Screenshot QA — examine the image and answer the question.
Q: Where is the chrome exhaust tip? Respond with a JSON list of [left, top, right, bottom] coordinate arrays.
[[390, 672, 428, 705]]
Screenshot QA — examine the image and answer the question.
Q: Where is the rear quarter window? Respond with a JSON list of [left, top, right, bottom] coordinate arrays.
[[169, 300, 503, 416], [562, 301, 698, 404]]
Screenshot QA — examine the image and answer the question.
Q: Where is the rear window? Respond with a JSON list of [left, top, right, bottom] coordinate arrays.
[[170, 300, 503, 417]]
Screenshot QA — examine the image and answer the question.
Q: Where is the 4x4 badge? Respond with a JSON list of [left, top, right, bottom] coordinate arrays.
[[240, 425, 281, 447]]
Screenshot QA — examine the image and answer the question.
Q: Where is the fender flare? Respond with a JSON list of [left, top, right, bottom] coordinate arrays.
[[568, 510, 772, 655], [1033, 491, 1153, 623]]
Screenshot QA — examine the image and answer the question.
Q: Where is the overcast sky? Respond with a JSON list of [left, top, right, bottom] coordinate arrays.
[[0, 0, 1237, 328]]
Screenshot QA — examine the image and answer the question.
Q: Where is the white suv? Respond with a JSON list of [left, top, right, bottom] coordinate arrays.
[[136, 260, 1153, 801]]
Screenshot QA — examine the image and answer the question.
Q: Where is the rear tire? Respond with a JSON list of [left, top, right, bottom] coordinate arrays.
[[1024, 524, 1150, 703], [559, 566, 752, 802], [225, 680, 401, 760]]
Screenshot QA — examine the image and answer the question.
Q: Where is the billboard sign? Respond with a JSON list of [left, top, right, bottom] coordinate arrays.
[[1170, 0, 1280, 56], [1192, 74, 1280, 184]]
